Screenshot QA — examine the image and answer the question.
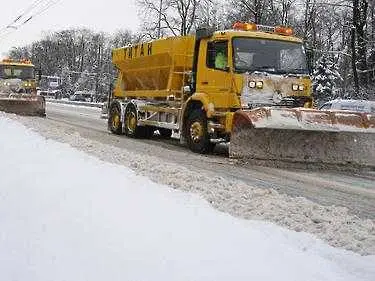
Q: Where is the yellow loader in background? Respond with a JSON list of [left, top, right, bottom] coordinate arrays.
[[0, 59, 45, 116]]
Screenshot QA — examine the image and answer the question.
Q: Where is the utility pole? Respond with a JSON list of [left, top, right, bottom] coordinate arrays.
[[157, 0, 163, 38]]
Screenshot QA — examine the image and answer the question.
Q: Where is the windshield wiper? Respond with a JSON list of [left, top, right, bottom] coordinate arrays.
[[287, 68, 309, 74], [234, 67, 277, 74], [234, 67, 251, 73], [251, 66, 278, 74]]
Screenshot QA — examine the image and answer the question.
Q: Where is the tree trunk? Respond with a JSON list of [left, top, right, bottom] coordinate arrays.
[[351, 24, 360, 95], [353, 0, 368, 89]]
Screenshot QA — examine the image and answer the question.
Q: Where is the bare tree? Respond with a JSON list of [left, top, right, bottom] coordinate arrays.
[[8, 28, 134, 97], [137, 0, 201, 38], [352, 0, 368, 93], [194, 0, 228, 29], [226, 0, 275, 25]]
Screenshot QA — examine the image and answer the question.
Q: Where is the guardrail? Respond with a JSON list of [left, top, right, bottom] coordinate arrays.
[[46, 98, 104, 108]]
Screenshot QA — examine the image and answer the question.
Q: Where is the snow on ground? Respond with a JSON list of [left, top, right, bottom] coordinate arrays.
[[13, 113, 375, 256], [0, 116, 375, 281], [46, 99, 103, 110], [46, 100, 103, 111], [46, 102, 103, 119], [1, 116, 375, 281]]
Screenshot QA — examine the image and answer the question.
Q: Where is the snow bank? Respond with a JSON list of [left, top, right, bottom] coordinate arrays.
[[46, 102, 103, 119], [14, 113, 375, 256], [46, 99, 103, 108], [1, 116, 375, 281]]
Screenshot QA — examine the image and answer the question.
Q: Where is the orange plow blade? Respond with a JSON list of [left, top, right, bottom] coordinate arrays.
[[230, 107, 375, 168], [0, 93, 46, 116]]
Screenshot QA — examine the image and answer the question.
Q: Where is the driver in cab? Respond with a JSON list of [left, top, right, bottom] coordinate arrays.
[[215, 48, 228, 70]]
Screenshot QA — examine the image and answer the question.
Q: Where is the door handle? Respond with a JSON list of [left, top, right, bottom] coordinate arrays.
[[201, 81, 208, 85]]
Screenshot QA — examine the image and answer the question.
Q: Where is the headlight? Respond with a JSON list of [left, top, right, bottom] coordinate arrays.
[[298, 85, 304, 91], [256, 81, 263, 89], [248, 81, 256, 88], [292, 84, 299, 91]]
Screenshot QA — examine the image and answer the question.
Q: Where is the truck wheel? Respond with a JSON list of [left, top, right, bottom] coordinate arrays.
[[124, 105, 153, 138], [185, 108, 211, 153], [159, 128, 172, 138], [108, 104, 122, 134]]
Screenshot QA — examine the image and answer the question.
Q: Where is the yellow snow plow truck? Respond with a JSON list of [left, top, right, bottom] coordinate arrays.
[[0, 58, 45, 116], [108, 22, 375, 168]]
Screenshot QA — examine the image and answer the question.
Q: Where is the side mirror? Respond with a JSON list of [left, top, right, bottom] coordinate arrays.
[[224, 65, 231, 72], [304, 46, 314, 74], [183, 85, 191, 94], [37, 69, 42, 81], [216, 65, 231, 72], [196, 26, 215, 40]]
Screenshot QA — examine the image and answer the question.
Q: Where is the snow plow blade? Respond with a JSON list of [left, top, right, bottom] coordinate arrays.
[[0, 94, 46, 116], [230, 107, 375, 168]]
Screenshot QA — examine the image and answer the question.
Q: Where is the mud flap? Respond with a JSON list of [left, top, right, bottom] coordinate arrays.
[[0, 95, 46, 116], [230, 108, 375, 168]]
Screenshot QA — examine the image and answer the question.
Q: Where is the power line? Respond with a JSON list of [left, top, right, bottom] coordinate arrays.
[[0, 0, 46, 34], [0, 0, 61, 42], [7, 0, 61, 29], [12, 0, 47, 24], [29, 0, 62, 19]]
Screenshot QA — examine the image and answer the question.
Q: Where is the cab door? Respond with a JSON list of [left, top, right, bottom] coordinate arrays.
[[196, 40, 232, 109]]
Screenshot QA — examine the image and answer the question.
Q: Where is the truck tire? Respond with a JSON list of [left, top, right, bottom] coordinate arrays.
[[124, 105, 153, 139], [108, 103, 122, 134], [159, 128, 172, 138], [185, 108, 211, 153]]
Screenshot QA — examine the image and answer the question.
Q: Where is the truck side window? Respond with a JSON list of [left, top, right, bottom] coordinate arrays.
[[207, 41, 228, 71]]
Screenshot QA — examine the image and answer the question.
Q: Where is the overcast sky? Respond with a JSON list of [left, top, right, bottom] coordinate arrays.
[[0, 0, 140, 57]]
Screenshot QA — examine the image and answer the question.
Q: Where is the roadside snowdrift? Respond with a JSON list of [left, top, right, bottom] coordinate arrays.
[[14, 113, 375, 256], [0, 116, 374, 281]]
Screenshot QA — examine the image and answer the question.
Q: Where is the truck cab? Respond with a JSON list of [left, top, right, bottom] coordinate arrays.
[[195, 24, 312, 112], [0, 59, 38, 94]]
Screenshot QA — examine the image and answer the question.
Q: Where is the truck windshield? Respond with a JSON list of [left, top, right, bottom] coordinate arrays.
[[233, 38, 308, 74], [0, 65, 35, 80]]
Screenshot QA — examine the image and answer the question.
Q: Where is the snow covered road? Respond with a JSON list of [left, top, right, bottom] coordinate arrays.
[[44, 102, 375, 218], [1, 115, 375, 281], [6, 103, 375, 255]]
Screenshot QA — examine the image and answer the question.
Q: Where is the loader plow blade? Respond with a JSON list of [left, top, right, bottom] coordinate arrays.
[[230, 108, 375, 168], [0, 94, 46, 116]]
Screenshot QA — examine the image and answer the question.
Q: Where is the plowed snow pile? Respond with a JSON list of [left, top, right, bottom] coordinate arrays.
[[1, 115, 375, 281], [10, 113, 375, 257]]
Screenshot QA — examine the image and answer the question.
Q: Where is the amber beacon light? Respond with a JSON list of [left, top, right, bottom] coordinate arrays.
[[233, 22, 294, 36], [232, 22, 257, 31], [274, 26, 293, 36]]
